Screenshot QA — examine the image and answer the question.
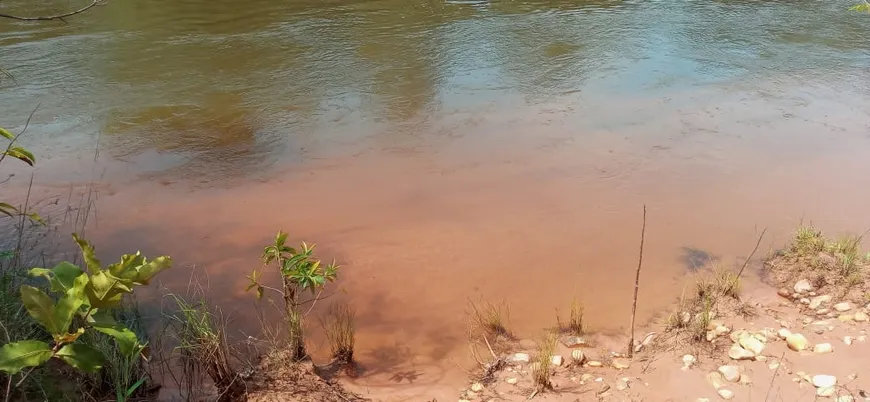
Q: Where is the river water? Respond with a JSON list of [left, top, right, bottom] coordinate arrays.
[[2, 0, 870, 395]]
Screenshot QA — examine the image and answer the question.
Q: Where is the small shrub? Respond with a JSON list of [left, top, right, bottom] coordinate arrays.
[[469, 299, 511, 339], [713, 265, 741, 299]]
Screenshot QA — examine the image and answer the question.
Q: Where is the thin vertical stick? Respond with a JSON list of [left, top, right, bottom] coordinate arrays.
[[628, 205, 647, 358]]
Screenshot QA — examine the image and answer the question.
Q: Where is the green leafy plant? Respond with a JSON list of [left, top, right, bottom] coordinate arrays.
[[849, 0, 870, 12], [0, 234, 170, 380], [1, 126, 41, 223], [246, 231, 339, 360]]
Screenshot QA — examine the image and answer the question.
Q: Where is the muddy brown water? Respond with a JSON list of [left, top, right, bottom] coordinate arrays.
[[2, 0, 870, 395]]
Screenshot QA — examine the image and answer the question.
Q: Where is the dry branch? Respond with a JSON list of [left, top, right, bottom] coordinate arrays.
[[628, 205, 647, 358], [0, 0, 101, 21]]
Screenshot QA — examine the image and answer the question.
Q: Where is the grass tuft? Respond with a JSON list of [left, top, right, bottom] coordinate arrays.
[[322, 303, 356, 373], [712, 265, 741, 299], [531, 333, 556, 393], [469, 298, 511, 339], [792, 224, 825, 256], [556, 299, 585, 336]]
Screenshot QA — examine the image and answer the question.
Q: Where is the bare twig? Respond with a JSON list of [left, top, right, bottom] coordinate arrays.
[[764, 352, 785, 402], [0, 103, 39, 166], [627, 205, 647, 358], [0, 0, 101, 21], [737, 228, 768, 280]]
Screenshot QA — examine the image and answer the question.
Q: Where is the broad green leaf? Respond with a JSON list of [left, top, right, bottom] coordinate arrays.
[[133, 256, 172, 285], [72, 233, 102, 275], [3, 146, 35, 166], [0, 340, 52, 374], [56, 344, 105, 373], [88, 308, 117, 326], [107, 252, 144, 279], [0, 127, 14, 140], [30, 262, 85, 293], [20, 285, 62, 335], [52, 274, 88, 341], [85, 271, 131, 309], [92, 324, 140, 356]]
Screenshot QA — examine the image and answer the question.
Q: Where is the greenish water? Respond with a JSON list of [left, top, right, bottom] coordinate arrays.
[[1, 0, 868, 183]]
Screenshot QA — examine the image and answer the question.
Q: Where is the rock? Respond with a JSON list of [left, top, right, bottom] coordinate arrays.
[[728, 344, 755, 360], [730, 330, 748, 343], [800, 298, 810, 305], [580, 374, 594, 382], [837, 396, 854, 402], [505, 377, 518, 385], [835, 302, 852, 312], [634, 331, 657, 353], [755, 355, 767, 362], [839, 314, 854, 322], [560, 336, 588, 348], [739, 374, 752, 385], [717, 388, 735, 400], [768, 361, 780, 370], [858, 335, 867, 342], [598, 383, 610, 394], [616, 378, 629, 391], [812, 374, 837, 388], [814, 343, 834, 354], [844, 336, 853, 345], [810, 295, 833, 309], [509, 353, 530, 363], [817, 386, 836, 397], [682, 354, 697, 370], [739, 334, 765, 355], [459, 399, 471, 402], [817, 308, 830, 315], [551, 355, 563, 366], [777, 288, 791, 298], [854, 311, 868, 322], [718, 365, 741, 382], [786, 333, 809, 351], [571, 349, 586, 364], [586, 360, 603, 367], [470, 382, 484, 392], [612, 358, 630, 370], [777, 328, 793, 339], [707, 371, 725, 389], [847, 373, 858, 381], [753, 332, 768, 343], [794, 279, 813, 293], [698, 399, 711, 402]]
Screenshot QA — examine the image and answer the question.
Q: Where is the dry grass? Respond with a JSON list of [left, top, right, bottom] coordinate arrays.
[[469, 298, 512, 339], [556, 299, 585, 336], [713, 265, 741, 299], [321, 303, 356, 370], [531, 333, 556, 393]]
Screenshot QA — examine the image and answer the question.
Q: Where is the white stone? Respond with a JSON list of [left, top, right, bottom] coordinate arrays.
[[854, 311, 868, 322], [730, 330, 748, 343], [571, 349, 585, 364], [786, 333, 809, 351], [814, 343, 834, 354], [728, 344, 755, 360], [612, 358, 630, 370], [560, 335, 589, 348], [682, 354, 697, 370], [839, 314, 854, 322], [470, 382, 484, 392], [707, 371, 725, 389], [586, 360, 602, 367], [794, 279, 813, 293], [739, 334, 765, 355], [817, 386, 835, 397], [768, 361, 780, 370], [834, 302, 852, 312], [505, 377, 518, 385], [509, 353, 530, 363], [777, 328, 793, 339], [800, 298, 810, 305], [718, 365, 741, 382], [837, 396, 854, 402], [698, 399, 711, 402], [616, 378, 629, 391], [809, 295, 832, 309], [739, 374, 752, 384], [812, 374, 837, 388], [580, 374, 594, 382], [717, 388, 735, 400], [844, 336, 853, 345], [551, 355, 563, 366]]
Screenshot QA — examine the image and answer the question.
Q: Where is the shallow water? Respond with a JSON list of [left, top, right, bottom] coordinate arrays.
[[2, 0, 870, 392]]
